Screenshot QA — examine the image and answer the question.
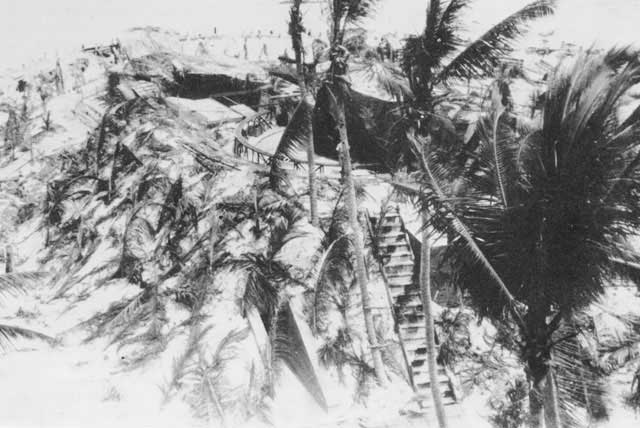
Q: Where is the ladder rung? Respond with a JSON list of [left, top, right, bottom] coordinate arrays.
[[385, 250, 413, 258], [385, 260, 414, 269], [379, 241, 410, 248]]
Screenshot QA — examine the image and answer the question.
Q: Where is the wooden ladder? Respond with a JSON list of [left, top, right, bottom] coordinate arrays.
[[367, 206, 457, 407]]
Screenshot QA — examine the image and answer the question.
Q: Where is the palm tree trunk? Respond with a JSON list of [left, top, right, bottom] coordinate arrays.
[[526, 312, 550, 428], [543, 367, 562, 428], [253, 184, 261, 236], [305, 96, 319, 227], [529, 389, 544, 428], [297, 63, 318, 228], [420, 209, 448, 428], [289, 0, 318, 226], [333, 90, 386, 385]]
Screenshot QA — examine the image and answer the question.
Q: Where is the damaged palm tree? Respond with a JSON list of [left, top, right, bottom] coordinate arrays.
[[105, 211, 170, 344], [218, 208, 306, 395], [106, 175, 204, 344]]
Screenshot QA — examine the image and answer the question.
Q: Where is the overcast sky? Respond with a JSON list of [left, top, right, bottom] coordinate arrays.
[[1, 0, 638, 69]]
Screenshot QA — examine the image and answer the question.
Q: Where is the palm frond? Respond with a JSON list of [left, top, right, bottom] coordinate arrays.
[[438, 0, 556, 81], [355, 59, 413, 102], [213, 327, 250, 361], [433, 0, 471, 59], [126, 216, 158, 262], [157, 176, 184, 231], [104, 291, 148, 331], [184, 328, 249, 424], [472, 111, 521, 207], [328, 0, 378, 44], [261, 196, 306, 226], [401, 0, 470, 98], [437, 48, 640, 339], [267, 214, 307, 257], [425, 0, 443, 41], [0, 272, 49, 300], [553, 320, 609, 427], [232, 255, 281, 319], [318, 327, 354, 382], [134, 164, 170, 203], [310, 235, 354, 333], [162, 320, 211, 404], [269, 95, 314, 191], [599, 338, 640, 372], [103, 291, 151, 346], [0, 324, 53, 350], [273, 304, 330, 410], [403, 131, 523, 325]]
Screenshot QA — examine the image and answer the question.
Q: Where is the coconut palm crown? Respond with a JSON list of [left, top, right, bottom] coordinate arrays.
[[440, 48, 640, 319], [402, 0, 556, 107]]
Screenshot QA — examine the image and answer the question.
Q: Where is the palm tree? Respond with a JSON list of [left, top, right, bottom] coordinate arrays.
[[376, 0, 556, 169], [270, 0, 319, 226], [396, 3, 555, 425], [290, 1, 319, 227], [271, 0, 387, 384], [320, 0, 387, 384], [401, 0, 555, 108], [403, 49, 640, 427]]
